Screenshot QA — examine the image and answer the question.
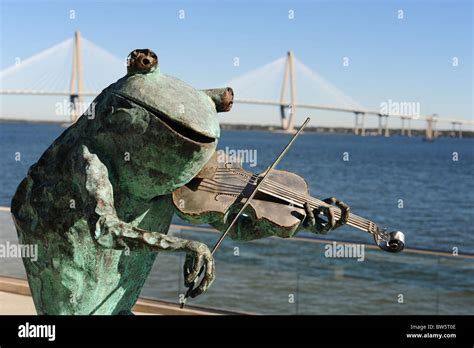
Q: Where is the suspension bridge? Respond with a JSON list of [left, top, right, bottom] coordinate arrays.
[[0, 32, 471, 139]]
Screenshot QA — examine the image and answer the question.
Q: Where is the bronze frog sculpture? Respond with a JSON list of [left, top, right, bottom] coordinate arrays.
[[11, 49, 349, 314]]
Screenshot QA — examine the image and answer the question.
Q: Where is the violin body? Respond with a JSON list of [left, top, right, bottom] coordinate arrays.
[[173, 150, 405, 252], [172, 153, 309, 240]]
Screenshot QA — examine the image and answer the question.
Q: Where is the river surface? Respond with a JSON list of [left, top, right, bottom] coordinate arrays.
[[0, 123, 473, 314]]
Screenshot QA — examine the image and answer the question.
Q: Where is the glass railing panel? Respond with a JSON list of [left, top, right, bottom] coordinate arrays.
[[1, 210, 473, 314], [0, 209, 27, 279]]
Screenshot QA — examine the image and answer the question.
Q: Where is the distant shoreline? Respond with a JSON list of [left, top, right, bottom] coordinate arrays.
[[219, 124, 474, 138], [1, 119, 472, 138]]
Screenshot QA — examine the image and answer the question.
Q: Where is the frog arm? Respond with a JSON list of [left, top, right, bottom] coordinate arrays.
[[80, 146, 214, 297]]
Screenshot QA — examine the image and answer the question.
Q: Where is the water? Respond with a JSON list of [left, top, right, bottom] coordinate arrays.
[[0, 123, 473, 314], [219, 129, 474, 253]]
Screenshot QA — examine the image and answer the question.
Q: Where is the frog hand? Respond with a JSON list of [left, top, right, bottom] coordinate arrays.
[[183, 241, 215, 298], [302, 197, 350, 234]]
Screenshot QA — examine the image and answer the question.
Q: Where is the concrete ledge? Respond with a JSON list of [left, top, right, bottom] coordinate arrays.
[[0, 291, 36, 314], [0, 276, 238, 315]]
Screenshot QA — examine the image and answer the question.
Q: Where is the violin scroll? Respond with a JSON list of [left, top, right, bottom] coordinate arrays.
[[374, 230, 405, 253]]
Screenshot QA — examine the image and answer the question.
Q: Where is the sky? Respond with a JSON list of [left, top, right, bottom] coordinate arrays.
[[0, 0, 472, 128]]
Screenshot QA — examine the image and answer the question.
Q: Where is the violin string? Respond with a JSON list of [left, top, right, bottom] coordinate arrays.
[[204, 176, 371, 232], [217, 168, 330, 207], [213, 169, 372, 231], [260, 183, 371, 231], [214, 168, 372, 229], [226, 168, 373, 231], [262, 181, 371, 228]]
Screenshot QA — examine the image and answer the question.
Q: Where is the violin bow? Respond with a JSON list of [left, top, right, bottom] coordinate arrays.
[[180, 117, 311, 308]]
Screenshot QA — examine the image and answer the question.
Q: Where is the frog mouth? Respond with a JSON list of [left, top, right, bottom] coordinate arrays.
[[114, 92, 216, 144]]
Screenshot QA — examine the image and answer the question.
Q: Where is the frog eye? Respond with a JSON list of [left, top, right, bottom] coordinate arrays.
[[202, 87, 234, 113], [127, 49, 158, 74]]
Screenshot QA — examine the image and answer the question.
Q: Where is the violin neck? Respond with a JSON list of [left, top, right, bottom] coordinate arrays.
[[258, 182, 380, 235]]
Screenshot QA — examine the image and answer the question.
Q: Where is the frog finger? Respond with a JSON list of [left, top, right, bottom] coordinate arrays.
[[190, 255, 215, 298], [185, 252, 204, 286], [319, 205, 335, 228], [323, 197, 337, 205], [303, 202, 316, 229], [183, 254, 195, 287], [335, 200, 350, 227]]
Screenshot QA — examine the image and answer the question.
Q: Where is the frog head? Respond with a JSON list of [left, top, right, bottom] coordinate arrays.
[[85, 49, 233, 200]]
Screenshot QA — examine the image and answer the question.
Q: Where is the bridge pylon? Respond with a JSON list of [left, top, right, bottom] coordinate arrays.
[[279, 51, 297, 132], [451, 122, 462, 138], [425, 115, 439, 141], [69, 31, 84, 123], [354, 112, 365, 136], [378, 114, 390, 137]]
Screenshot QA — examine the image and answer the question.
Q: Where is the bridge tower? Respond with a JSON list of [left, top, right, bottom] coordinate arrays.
[[279, 51, 297, 132], [69, 31, 84, 123]]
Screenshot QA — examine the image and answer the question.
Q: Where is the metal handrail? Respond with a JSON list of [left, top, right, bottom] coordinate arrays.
[[171, 223, 474, 260], [1, 206, 472, 260]]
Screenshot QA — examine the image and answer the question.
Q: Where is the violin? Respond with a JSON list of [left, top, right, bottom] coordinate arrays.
[[173, 156, 405, 252], [175, 117, 405, 308]]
